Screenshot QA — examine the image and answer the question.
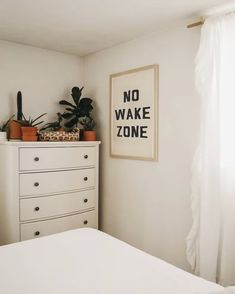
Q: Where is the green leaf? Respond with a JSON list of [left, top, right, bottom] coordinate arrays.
[[1, 114, 15, 131], [65, 116, 79, 128], [32, 120, 44, 127], [65, 107, 75, 113], [31, 113, 47, 124], [79, 98, 93, 116], [71, 86, 84, 106], [22, 113, 27, 121], [79, 97, 93, 104], [61, 112, 74, 119], [59, 100, 76, 109]]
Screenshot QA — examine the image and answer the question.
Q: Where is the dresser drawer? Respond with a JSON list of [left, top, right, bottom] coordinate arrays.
[[20, 168, 95, 197], [20, 190, 95, 221], [19, 147, 95, 171], [20, 210, 96, 241]]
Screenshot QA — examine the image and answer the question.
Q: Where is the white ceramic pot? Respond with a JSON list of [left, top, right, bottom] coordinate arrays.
[[0, 132, 7, 141]]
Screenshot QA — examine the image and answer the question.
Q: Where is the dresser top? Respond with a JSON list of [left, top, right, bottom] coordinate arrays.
[[0, 141, 101, 147]]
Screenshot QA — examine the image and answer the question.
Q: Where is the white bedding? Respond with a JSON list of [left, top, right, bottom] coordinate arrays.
[[0, 228, 224, 294]]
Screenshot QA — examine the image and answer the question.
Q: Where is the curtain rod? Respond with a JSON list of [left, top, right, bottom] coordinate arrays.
[[188, 3, 235, 28], [187, 20, 204, 28]]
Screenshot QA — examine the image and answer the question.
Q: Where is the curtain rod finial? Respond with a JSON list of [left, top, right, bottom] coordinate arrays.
[[187, 19, 205, 29]]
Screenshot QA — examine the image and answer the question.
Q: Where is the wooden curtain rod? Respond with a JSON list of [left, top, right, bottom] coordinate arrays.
[[187, 20, 204, 28]]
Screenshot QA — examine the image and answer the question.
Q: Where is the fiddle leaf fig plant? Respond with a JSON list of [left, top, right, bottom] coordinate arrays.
[[59, 86, 93, 129]]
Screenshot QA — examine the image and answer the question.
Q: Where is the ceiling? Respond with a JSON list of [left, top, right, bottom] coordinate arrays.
[[0, 0, 231, 56]]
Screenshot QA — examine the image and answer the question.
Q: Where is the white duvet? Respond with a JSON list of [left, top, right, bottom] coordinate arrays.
[[0, 228, 225, 294]]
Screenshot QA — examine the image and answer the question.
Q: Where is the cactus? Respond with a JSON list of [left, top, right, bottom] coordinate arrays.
[[17, 91, 23, 120]]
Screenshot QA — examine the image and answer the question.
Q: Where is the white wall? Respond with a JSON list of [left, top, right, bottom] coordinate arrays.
[[84, 24, 200, 271], [0, 40, 83, 124], [0, 24, 200, 272]]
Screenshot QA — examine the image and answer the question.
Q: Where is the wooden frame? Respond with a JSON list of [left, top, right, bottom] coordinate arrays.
[[110, 64, 159, 161]]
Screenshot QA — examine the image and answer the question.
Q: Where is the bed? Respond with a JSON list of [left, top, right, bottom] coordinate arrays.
[[0, 228, 225, 294]]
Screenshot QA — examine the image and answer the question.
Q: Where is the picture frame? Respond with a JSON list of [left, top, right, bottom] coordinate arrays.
[[110, 64, 159, 161]]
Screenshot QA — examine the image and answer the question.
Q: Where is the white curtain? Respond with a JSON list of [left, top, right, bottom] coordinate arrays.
[[187, 13, 235, 286]]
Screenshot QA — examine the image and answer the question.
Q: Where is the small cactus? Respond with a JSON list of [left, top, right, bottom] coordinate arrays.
[[17, 91, 23, 120]]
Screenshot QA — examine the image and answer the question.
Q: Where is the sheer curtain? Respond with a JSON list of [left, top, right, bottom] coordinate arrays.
[[186, 13, 235, 286]]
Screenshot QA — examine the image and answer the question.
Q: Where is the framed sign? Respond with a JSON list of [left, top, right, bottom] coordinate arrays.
[[110, 64, 158, 160]]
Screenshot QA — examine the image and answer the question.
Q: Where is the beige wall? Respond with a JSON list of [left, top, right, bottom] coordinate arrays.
[[0, 40, 83, 123], [84, 24, 200, 271]]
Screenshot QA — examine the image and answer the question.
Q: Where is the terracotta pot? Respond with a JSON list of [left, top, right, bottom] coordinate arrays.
[[83, 130, 96, 141], [21, 127, 38, 141], [9, 121, 22, 140]]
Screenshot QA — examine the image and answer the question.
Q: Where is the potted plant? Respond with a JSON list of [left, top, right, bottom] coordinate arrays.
[[40, 113, 63, 131], [38, 113, 79, 141], [0, 115, 14, 141], [79, 116, 96, 141], [19, 113, 47, 141], [59, 86, 93, 129]]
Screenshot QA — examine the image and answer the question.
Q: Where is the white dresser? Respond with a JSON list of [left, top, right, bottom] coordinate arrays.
[[0, 141, 100, 245]]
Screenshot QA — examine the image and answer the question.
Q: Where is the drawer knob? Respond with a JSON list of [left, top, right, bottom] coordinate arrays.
[[84, 155, 88, 159], [34, 206, 40, 211], [84, 177, 88, 181], [34, 231, 40, 236], [83, 198, 88, 203], [83, 220, 88, 225], [34, 157, 39, 162], [34, 182, 39, 187]]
